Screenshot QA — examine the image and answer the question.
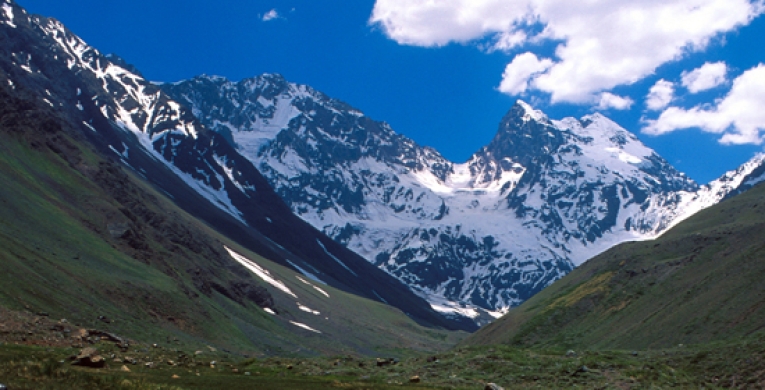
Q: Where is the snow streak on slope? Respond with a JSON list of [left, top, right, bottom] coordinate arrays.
[[225, 246, 298, 298], [0, 0, 475, 331], [163, 75, 765, 325]]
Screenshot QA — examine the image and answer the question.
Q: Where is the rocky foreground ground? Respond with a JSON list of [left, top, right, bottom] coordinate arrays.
[[1, 307, 765, 389]]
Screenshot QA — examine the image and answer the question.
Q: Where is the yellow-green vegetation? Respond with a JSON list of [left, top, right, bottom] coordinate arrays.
[[544, 271, 614, 312], [465, 180, 765, 350]]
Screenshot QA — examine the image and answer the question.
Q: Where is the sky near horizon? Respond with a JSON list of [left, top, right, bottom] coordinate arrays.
[[16, 0, 765, 184]]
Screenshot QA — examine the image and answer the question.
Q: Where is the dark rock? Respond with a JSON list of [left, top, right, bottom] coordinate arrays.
[[426, 355, 438, 363], [88, 329, 124, 344], [107, 222, 131, 238], [571, 365, 589, 376], [376, 358, 395, 367]]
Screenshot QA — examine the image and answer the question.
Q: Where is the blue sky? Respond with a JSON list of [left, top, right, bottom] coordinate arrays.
[[17, 0, 765, 184]]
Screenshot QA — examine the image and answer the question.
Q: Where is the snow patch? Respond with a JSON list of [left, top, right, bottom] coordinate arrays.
[[2, 2, 15, 28], [263, 308, 276, 315], [82, 121, 96, 132], [316, 239, 357, 276], [516, 99, 547, 122], [297, 303, 321, 315], [289, 321, 321, 333], [372, 290, 387, 304], [605, 147, 642, 164], [296, 275, 330, 298], [286, 260, 326, 285], [225, 246, 297, 298]]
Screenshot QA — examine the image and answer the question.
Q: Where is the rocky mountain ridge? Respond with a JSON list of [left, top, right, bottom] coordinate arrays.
[[5, 0, 764, 327], [0, 0, 469, 331], [163, 74, 765, 325]]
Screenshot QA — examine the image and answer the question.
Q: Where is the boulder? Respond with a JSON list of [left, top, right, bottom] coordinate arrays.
[[485, 384, 504, 390], [376, 358, 391, 367], [107, 222, 131, 238], [72, 347, 106, 368], [376, 357, 398, 367]]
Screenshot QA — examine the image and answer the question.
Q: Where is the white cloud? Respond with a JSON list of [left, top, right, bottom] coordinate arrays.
[[643, 64, 765, 145], [491, 30, 529, 52], [681, 61, 729, 93], [645, 79, 675, 111], [597, 92, 634, 110], [497, 52, 553, 95], [262, 9, 280, 22], [370, 0, 764, 104]]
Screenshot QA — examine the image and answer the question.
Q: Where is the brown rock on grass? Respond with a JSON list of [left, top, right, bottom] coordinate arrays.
[[72, 347, 105, 368]]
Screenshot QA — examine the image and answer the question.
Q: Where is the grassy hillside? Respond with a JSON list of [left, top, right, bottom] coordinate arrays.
[[0, 80, 463, 358], [464, 179, 765, 350]]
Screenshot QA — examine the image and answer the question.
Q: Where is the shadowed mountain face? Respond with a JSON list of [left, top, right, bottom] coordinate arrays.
[[0, 0, 474, 351], [163, 75, 765, 325], [463, 179, 765, 350], [4, 0, 765, 331]]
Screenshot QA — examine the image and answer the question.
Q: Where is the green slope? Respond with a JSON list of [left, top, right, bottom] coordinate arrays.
[[464, 180, 765, 350], [0, 80, 463, 357]]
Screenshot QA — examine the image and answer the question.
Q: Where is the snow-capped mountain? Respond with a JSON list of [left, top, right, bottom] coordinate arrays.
[[162, 75, 765, 324], [5, 0, 764, 328], [0, 0, 471, 331]]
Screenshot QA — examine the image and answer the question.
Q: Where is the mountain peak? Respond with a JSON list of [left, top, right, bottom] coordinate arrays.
[[479, 101, 562, 166], [515, 99, 548, 123]]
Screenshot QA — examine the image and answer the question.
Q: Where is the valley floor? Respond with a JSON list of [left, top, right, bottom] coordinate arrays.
[[1, 307, 764, 389]]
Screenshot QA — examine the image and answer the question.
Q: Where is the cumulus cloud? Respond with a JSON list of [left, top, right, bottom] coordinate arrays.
[[597, 92, 634, 110], [681, 62, 729, 93], [491, 30, 529, 52], [370, 0, 764, 104], [645, 79, 675, 111], [643, 64, 765, 145], [262, 9, 280, 22], [498, 52, 553, 95]]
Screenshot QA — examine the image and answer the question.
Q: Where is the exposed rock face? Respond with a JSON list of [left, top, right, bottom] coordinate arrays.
[[163, 75, 765, 325], [4, 0, 764, 328], [0, 0, 468, 331]]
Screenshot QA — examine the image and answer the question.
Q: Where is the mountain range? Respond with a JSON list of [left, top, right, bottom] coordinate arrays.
[[162, 74, 765, 325], [0, 0, 474, 357], [3, 0, 765, 333]]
